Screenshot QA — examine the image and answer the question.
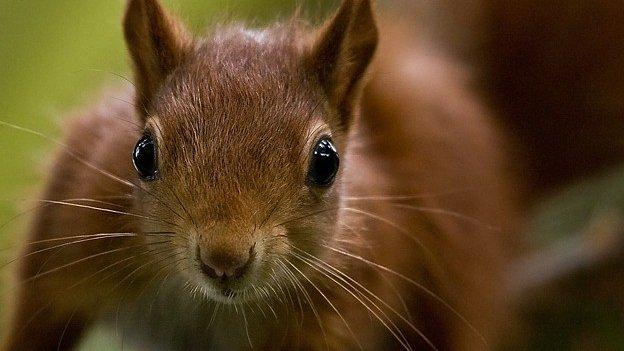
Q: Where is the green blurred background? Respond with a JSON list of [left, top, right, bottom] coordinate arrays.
[[1, 0, 623, 350]]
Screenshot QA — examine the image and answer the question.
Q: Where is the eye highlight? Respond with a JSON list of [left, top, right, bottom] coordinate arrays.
[[133, 134, 158, 181], [307, 137, 340, 187]]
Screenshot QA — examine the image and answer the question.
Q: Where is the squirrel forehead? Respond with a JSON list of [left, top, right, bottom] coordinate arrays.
[[160, 26, 314, 105], [147, 26, 329, 155], [150, 25, 325, 131]]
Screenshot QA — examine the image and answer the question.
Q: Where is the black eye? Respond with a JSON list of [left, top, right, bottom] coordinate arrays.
[[307, 137, 340, 187], [133, 134, 158, 181]]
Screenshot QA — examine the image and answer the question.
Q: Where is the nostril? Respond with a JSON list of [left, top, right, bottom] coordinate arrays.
[[200, 262, 222, 279], [197, 247, 222, 279]]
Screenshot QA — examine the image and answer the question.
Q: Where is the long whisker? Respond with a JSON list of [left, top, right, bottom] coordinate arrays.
[[135, 252, 186, 302], [112, 248, 183, 294], [283, 259, 363, 350], [342, 207, 436, 261], [111, 247, 186, 332], [277, 258, 328, 349], [0, 120, 134, 187], [268, 263, 296, 320], [19, 240, 172, 286], [21, 231, 175, 247], [110, 249, 185, 349], [54, 198, 131, 210], [0, 196, 134, 233], [56, 302, 80, 350], [343, 186, 490, 202], [287, 251, 415, 351], [241, 304, 253, 349], [149, 120, 198, 229], [208, 302, 221, 329], [75, 68, 138, 90], [148, 257, 187, 317], [259, 287, 279, 320], [74, 68, 151, 115], [292, 248, 436, 350], [26, 199, 181, 229], [249, 286, 267, 320], [259, 201, 281, 229], [0, 120, 186, 223], [274, 207, 339, 228], [390, 204, 499, 231], [321, 243, 487, 346], [80, 246, 179, 294], [16, 242, 173, 336], [379, 270, 414, 324], [275, 259, 304, 336], [0, 232, 175, 269]]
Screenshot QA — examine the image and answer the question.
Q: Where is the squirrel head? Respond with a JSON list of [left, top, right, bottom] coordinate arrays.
[[123, 0, 378, 302]]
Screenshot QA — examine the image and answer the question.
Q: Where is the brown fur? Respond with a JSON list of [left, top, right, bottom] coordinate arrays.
[[1, 1, 519, 350]]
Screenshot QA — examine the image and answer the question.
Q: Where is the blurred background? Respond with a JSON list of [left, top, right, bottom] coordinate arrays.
[[1, 0, 624, 350]]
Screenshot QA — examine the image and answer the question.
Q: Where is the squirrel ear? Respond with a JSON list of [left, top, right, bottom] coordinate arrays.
[[124, 0, 192, 116], [307, 0, 378, 128]]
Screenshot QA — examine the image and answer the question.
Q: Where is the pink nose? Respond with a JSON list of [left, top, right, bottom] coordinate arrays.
[[197, 246, 254, 279]]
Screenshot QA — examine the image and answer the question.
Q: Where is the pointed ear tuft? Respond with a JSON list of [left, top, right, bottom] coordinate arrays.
[[307, 0, 379, 128], [124, 0, 192, 116]]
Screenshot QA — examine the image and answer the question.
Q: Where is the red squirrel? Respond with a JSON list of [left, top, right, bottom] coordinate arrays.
[[2, 0, 520, 350]]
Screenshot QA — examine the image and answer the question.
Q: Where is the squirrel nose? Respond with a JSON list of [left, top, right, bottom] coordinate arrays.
[[197, 245, 255, 279]]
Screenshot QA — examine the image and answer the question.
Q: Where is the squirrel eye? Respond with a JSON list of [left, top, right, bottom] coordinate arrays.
[[133, 134, 158, 181], [307, 137, 340, 187]]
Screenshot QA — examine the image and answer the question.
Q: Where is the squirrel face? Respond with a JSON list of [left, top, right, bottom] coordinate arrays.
[[124, 0, 377, 303]]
